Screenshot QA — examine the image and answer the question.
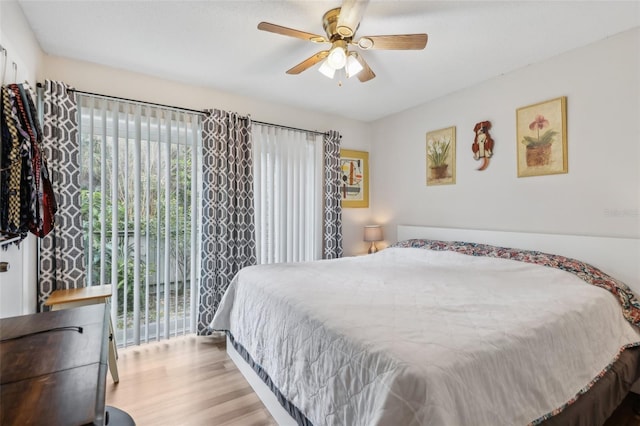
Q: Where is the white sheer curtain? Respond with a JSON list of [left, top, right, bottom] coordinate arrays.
[[252, 124, 323, 264], [78, 94, 202, 346]]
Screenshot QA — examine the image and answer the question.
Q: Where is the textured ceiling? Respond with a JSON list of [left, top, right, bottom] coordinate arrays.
[[18, 0, 640, 122]]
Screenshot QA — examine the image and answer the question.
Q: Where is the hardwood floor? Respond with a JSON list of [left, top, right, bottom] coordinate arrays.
[[105, 335, 276, 425], [107, 335, 640, 426]]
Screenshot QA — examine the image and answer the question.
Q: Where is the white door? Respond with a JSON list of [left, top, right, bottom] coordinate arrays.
[[0, 242, 24, 318]]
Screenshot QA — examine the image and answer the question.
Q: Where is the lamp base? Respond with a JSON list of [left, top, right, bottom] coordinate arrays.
[[368, 242, 378, 254]]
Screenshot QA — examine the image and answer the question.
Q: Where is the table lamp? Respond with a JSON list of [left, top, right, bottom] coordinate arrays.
[[364, 225, 383, 254]]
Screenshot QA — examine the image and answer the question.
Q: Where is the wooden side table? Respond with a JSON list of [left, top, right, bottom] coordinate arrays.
[[1, 304, 109, 425], [45, 284, 119, 383]]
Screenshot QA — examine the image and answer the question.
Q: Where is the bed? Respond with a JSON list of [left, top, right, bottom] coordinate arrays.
[[210, 225, 640, 425]]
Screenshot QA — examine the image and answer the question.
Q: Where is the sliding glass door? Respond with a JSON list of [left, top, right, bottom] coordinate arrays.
[[78, 95, 202, 347]]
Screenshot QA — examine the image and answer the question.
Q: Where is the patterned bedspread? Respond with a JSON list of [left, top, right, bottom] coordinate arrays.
[[211, 241, 640, 425]]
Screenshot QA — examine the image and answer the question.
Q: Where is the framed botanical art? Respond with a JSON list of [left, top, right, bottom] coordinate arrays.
[[340, 149, 369, 208], [426, 126, 456, 186], [517, 96, 568, 177]]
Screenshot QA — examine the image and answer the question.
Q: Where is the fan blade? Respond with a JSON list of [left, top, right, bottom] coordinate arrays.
[[258, 22, 328, 43], [354, 53, 376, 83], [336, 0, 370, 38], [356, 34, 428, 50], [286, 51, 330, 75]]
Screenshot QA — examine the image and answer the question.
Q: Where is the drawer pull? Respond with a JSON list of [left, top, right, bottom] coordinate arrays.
[[0, 262, 9, 273]]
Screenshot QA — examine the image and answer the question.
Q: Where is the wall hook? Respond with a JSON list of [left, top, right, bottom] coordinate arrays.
[[0, 45, 7, 86]]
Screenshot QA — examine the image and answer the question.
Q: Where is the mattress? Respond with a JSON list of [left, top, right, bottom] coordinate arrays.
[[210, 241, 640, 425]]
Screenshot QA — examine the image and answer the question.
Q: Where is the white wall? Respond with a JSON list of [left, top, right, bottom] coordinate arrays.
[[370, 28, 640, 245], [0, 0, 43, 83], [0, 0, 44, 316], [43, 55, 374, 255]]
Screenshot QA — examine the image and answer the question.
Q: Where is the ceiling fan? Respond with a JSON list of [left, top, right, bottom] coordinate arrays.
[[257, 0, 428, 83]]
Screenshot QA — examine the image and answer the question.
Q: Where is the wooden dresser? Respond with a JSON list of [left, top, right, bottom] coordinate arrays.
[[0, 304, 109, 425]]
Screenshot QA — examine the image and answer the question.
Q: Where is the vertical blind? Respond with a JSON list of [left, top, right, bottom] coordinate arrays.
[[78, 95, 202, 347], [252, 124, 323, 264]]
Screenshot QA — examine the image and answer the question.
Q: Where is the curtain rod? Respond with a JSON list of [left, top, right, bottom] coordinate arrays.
[[35, 83, 330, 136], [36, 83, 208, 116], [251, 119, 328, 136]]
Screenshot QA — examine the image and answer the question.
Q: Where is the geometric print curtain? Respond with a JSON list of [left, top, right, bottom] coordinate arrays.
[[322, 130, 343, 259], [39, 80, 85, 310], [197, 109, 256, 335]]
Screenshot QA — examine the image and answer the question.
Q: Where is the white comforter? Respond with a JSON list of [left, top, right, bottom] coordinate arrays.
[[211, 247, 640, 425]]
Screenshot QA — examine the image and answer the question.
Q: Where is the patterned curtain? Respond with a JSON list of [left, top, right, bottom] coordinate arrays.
[[39, 80, 85, 310], [322, 130, 343, 259], [198, 109, 256, 335]]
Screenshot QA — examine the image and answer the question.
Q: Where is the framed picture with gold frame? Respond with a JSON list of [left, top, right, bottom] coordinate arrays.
[[340, 149, 369, 208], [426, 126, 456, 186], [517, 96, 568, 177]]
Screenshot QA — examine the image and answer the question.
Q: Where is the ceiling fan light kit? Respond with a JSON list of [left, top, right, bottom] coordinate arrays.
[[318, 53, 363, 80], [257, 0, 428, 84]]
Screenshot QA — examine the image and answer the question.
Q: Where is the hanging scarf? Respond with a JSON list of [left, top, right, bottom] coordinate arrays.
[[0, 83, 55, 240]]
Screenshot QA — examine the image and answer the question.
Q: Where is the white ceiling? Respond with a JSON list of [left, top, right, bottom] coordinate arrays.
[[18, 0, 640, 122]]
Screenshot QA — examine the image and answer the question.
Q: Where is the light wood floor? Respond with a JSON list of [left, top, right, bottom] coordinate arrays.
[[108, 335, 640, 426], [106, 335, 276, 426]]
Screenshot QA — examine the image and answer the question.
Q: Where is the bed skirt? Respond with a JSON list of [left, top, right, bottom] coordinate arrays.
[[541, 347, 640, 426]]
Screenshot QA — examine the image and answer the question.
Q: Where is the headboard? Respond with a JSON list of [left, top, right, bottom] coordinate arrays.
[[397, 225, 640, 295]]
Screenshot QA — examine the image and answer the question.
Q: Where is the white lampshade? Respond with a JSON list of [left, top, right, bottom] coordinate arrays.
[[327, 46, 347, 69], [345, 54, 363, 78], [318, 60, 336, 79], [363, 225, 383, 242]]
